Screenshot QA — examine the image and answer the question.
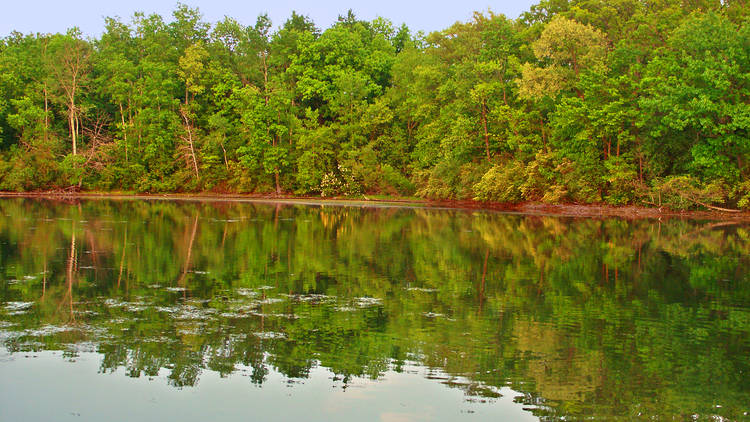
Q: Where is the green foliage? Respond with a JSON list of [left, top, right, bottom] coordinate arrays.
[[473, 160, 525, 202], [732, 181, 750, 211], [648, 175, 727, 210], [320, 164, 362, 197], [640, 12, 750, 185], [603, 155, 639, 205], [380, 163, 415, 195], [519, 15, 608, 99], [416, 160, 490, 200], [0, 2, 746, 209], [59, 153, 86, 187]]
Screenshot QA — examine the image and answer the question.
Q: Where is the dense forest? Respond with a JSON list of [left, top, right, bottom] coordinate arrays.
[[0, 0, 748, 209]]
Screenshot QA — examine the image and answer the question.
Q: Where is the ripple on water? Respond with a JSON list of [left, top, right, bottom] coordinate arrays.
[[253, 331, 286, 340], [335, 306, 356, 312], [24, 324, 80, 337], [354, 297, 383, 308], [156, 305, 216, 320], [235, 288, 258, 297], [219, 312, 251, 319], [406, 287, 438, 293], [228, 304, 260, 314], [286, 294, 335, 303], [4, 302, 33, 312], [103, 299, 148, 312], [257, 297, 285, 305], [250, 311, 299, 320]]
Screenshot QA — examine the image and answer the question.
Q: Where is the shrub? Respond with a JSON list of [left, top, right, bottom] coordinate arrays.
[[732, 181, 750, 210], [320, 165, 362, 197], [381, 164, 415, 195], [473, 161, 525, 202], [603, 156, 638, 205], [646, 176, 727, 210]]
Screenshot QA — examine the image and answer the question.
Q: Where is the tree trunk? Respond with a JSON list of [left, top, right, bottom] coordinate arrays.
[[188, 131, 199, 179], [70, 108, 77, 155], [43, 85, 49, 142], [738, 154, 744, 177], [221, 136, 229, 172], [262, 53, 269, 106], [180, 109, 200, 180], [635, 130, 643, 182], [482, 99, 490, 161], [120, 103, 128, 162]]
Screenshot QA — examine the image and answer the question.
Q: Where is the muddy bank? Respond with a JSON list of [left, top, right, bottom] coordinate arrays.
[[0, 191, 748, 221]]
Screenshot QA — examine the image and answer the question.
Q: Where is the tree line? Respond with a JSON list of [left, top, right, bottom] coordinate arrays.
[[0, 0, 748, 209]]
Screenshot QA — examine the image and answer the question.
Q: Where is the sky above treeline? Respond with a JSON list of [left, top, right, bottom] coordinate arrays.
[[2, 0, 538, 37]]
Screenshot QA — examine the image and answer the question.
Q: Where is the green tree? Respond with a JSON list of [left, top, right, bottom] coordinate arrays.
[[641, 12, 750, 185]]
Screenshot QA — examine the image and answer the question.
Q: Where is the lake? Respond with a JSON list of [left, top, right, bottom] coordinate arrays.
[[0, 198, 748, 421]]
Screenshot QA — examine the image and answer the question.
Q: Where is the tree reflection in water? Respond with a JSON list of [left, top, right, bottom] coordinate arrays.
[[0, 198, 749, 420]]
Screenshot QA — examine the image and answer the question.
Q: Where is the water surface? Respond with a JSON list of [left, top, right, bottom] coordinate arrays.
[[0, 198, 749, 421]]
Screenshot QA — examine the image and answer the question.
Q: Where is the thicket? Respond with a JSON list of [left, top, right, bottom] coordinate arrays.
[[0, 0, 748, 209]]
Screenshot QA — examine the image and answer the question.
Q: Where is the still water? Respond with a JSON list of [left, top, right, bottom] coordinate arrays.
[[0, 198, 748, 421]]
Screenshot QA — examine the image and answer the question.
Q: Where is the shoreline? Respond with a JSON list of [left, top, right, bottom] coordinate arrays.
[[1, 191, 749, 221]]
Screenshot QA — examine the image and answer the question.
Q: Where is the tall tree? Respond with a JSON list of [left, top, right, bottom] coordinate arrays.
[[46, 29, 92, 156]]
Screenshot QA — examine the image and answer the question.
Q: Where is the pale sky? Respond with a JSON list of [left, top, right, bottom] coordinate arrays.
[[1, 0, 537, 37]]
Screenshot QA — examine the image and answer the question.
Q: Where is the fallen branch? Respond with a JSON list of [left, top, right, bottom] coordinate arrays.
[[676, 193, 741, 213]]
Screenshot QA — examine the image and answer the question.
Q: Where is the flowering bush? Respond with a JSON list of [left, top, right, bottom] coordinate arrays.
[[320, 165, 362, 197]]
